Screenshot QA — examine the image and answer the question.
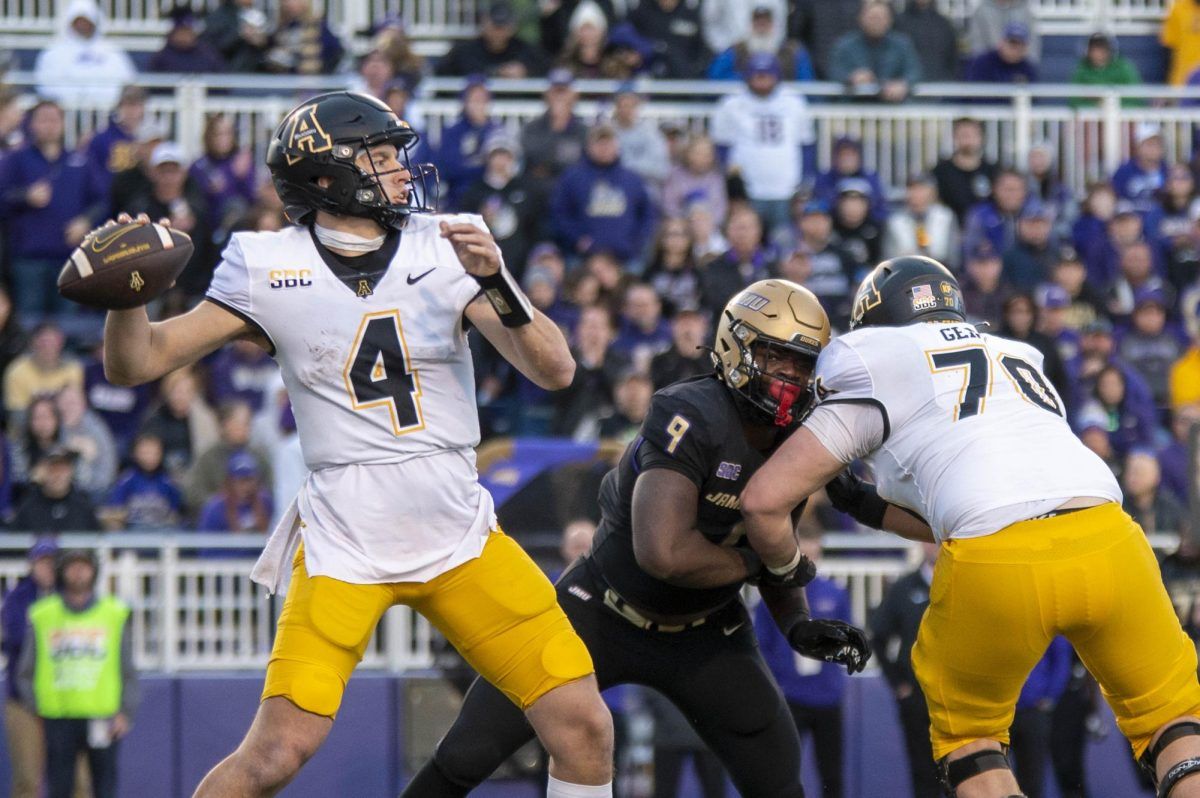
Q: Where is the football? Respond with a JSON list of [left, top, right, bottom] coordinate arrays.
[[57, 222, 194, 310]]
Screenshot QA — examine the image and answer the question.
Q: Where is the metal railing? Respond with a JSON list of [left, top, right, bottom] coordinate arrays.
[[0, 0, 1170, 46], [0, 531, 1178, 674]]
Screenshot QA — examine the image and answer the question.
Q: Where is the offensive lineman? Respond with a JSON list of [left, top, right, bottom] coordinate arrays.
[[100, 92, 614, 797], [740, 256, 1200, 798], [402, 281, 873, 798]]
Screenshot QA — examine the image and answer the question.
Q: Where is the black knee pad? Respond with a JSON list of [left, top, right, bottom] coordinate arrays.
[[1139, 721, 1200, 797], [937, 748, 1015, 798]]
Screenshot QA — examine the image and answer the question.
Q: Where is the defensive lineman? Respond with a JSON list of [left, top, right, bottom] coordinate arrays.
[[101, 92, 614, 797], [741, 256, 1200, 798], [402, 281, 871, 798]]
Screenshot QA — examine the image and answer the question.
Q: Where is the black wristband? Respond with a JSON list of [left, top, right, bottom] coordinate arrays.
[[855, 483, 889, 529], [474, 266, 534, 328], [735, 546, 763, 582]]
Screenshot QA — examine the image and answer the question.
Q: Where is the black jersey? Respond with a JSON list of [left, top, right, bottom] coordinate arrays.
[[589, 374, 790, 616]]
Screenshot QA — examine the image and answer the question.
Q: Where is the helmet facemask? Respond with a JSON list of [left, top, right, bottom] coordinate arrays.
[[330, 129, 439, 227], [723, 319, 819, 427]]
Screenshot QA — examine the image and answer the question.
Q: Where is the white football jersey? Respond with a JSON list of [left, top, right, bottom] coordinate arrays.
[[808, 322, 1122, 541], [208, 213, 498, 586], [711, 87, 815, 201]]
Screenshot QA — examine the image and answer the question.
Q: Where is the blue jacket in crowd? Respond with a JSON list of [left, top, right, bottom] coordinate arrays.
[[964, 200, 1021, 258], [965, 52, 1038, 86], [1017, 636, 1073, 709], [813, 168, 890, 224], [1, 575, 42, 700], [105, 468, 184, 530], [550, 155, 657, 263], [435, 115, 503, 211], [0, 143, 102, 260], [754, 576, 851, 708], [1112, 158, 1168, 211], [85, 115, 138, 204]]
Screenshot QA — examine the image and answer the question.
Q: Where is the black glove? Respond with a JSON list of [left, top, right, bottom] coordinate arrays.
[[787, 617, 872, 675], [825, 470, 888, 529], [759, 553, 816, 589]]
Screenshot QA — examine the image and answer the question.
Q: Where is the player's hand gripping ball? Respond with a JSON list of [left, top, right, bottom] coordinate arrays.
[[58, 214, 193, 310]]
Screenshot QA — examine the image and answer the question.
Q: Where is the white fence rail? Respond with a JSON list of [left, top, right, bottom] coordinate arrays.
[[0, 531, 1179, 674], [0, 0, 1171, 44]]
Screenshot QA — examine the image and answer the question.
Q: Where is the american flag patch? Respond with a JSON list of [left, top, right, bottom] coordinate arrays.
[[910, 283, 937, 311], [716, 461, 742, 480]]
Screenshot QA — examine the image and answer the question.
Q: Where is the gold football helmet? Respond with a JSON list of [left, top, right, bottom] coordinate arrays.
[[712, 279, 831, 426]]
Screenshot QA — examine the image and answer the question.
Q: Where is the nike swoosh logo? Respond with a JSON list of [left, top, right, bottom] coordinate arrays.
[[407, 268, 435, 285], [722, 623, 744, 636], [89, 226, 139, 253]]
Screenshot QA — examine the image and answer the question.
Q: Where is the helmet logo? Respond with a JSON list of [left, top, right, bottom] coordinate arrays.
[[910, 284, 937, 311], [734, 292, 771, 313], [851, 274, 883, 325], [283, 104, 333, 165]]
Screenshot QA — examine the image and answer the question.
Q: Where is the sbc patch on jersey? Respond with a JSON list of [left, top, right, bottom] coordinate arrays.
[[716, 461, 742, 480]]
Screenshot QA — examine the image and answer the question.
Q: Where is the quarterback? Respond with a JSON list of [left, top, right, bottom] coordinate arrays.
[[740, 256, 1200, 798], [102, 92, 614, 797]]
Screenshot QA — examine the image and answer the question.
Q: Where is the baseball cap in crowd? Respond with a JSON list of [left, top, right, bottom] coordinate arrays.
[[833, 135, 863, 153], [227, 451, 260, 479], [1087, 32, 1113, 51], [485, 0, 516, 26], [529, 242, 562, 263], [745, 52, 781, 78], [547, 68, 575, 89], [1056, 245, 1082, 263], [1134, 122, 1163, 145], [38, 445, 79, 467], [615, 80, 640, 97], [836, 177, 872, 198], [461, 73, 489, 98], [28, 537, 59, 561], [1134, 287, 1169, 309], [588, 123, 617, 141], [907, 173, 935, 188], [1082, 317, 1114, 336], [1113, 199, 1140, 218], [802, 198, 831, 216], [1037, 284, 1071, 309], [150, 141, 186, 168], [523, 265, 557, 292], [1020, 200, 1054, 221], [484, 131, 521, 158], [1003, 21, 1030, 44], [968, 242, 1000, 261]]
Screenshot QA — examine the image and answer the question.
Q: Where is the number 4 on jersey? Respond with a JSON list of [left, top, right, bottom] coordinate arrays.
[[343, 310, 424, 435]]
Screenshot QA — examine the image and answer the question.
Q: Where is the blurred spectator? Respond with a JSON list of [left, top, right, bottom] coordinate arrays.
[[1002, 202, 1057, 292], [382, 77, 426, 138], [0, 88, 25, 155], [962, 243, 1010, 328], [197, 451, 273, 533], [609, 83, 671, 190], [1158, 402, 1200, 504], [1, 538, 58, 798], [1118, 289, 1186, 408], [57, 386, 116, 500], [140, 368, 219, 481], [933, 118, 998, 224], [883, 174, 960, 270], [1077, 363, 1157, 462], [627, 0, 710, 79], [870, 541, 942, 798], [1023, 143, 1074, 233], [893, 0, 958, 82], [1071, 182, 1118, 283], [1076, 317, 1158, 419], [831, 179, 882, 267], [829, 2, 921, 104], [85, 86, 148, 205], [436, 76, 503, 211], [184, 399, 272, 513], [3, 323, 83, 420], [17, 548, 137, 798], [263, 0, 344, 74], [1163, 0, 1200, 86], [0, 289, 28, 402], [436, 1, 547, 78], [9, 447, 100, 532], [1037, 287, 1083, 384], [1011, 637, 1073, 798], [645, 217, 703, 315], [1070, 33, 1143, 108], [1112, 123, 1168, 212], [0, 101, 102, 320], [965, 22, 1038, 85], [540, 0, 619, 58], [711, 54, 816, 238], [206, 339, 279, 414], [1000, 292, 1070, 401], [813, 137, 888, 224], [520, 70, 588, 190], [553, 305, 629, 438], [789, 0, 862, 80], [1046, 248, 1103, 334], [82, 343, 152, 456], [108, 118, 168, 220], [1122, 449, 1187, 534], [460, 133, 543, 278], [963, 168, 1028, 257], [755, 528, 850, 798], [596, 372, 653, 442], [688, 201, 728, 264], [554, 1, 611, 79], [966, 0, 1040, 62], [650, 309, 710, 390], [612, 283, 672, 372], [707, 4, 813, 82], [353, 50, 394, 101], [602, 22, 658, 79], [786, 199, 857, 321], [551, 124, 657, 267], [703, 0, 785, 55], [148, 10, 225, 73], [1107, 240, 1166, 320], [125, 142, 212, 296], [200, 0, 268, 73], [10, 397, 62, 488], [100, 432, 183, 531], [189, 113, 257, 244], [34, 0, 135, 108], [662, 133, 728, 226], [700, 206, 774, 321], [369, 17, 426, 87]]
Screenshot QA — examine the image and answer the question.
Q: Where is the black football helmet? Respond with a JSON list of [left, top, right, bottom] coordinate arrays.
[[849, 256, 966, 330], [266, 91, 437, 228]]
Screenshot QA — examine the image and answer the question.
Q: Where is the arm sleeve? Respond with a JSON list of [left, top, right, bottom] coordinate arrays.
[[634, 393, 712, 488], [119, 616, 140, 719]]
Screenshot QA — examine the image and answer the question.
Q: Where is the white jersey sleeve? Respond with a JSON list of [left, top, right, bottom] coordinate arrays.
[[805, 337, 887, 463], [206, 235, 252, 315]]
